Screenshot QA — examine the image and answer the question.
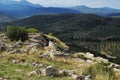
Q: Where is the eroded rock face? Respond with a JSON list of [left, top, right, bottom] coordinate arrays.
[[14, 41, 23, 48], [42, 66, 56, 76], [0, 42, 6, 51], [30, 34, 49, 48]]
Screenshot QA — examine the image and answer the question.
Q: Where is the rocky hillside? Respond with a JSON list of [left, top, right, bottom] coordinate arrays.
[[1, 14, 120, 64], [0, 33, 120, 80]]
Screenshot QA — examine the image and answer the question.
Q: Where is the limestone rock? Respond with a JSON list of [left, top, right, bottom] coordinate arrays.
[[28, 71, 36, 76], [68, 70, 76, 76], [0, 42, 6, 51], [14, 41, 23, 48], [85, 75, 92, 80], [42, 66, 56, 76], [84, 52, 94, 59], [30, 34, 49, 48], [59, 69, 68, 76], [72, 74, 85, 80], [96, 57, 108, 63], [28, 70, 41, 76]]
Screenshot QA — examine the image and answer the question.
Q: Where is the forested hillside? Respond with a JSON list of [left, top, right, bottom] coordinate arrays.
[[0, 14, 120, 63]]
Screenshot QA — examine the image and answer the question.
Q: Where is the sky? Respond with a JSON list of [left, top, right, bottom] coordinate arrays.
[[27, 0, 120, 9]]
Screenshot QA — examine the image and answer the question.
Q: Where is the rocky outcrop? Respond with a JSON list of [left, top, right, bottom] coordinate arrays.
[[29, 34, 49, 48], [74, 52, 109, 63]]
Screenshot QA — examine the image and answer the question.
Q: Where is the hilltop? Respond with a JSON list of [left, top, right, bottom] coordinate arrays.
[[0, 31, 120, 80]]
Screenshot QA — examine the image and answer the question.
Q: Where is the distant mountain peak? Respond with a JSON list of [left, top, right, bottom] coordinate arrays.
[[0, 0, 42, 7], [74, 5, 91, 9], [13, 0, 25, 1]]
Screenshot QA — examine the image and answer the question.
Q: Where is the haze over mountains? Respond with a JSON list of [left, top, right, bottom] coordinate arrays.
[[70, 6, 120, 16], [0, 0, 79, 23], [0, 0, 120, 23]]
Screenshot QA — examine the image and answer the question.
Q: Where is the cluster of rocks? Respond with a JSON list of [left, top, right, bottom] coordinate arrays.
[[28, 70, 41, 76], [27, 64, 92, 80], [72, 74, 92, 80], [2, 33, 120, 80], [29, 62, 45, 68], [29, 33, 49, 48], [74, 52, 109, 64], [0, 33, 50, 53], [0, 42, 6, 51], [11, 59, 25, 64], [0, 34, 8, 51], [108, 63, 120, 74], [28, 66, 57, 77], [0, 77, 10, 80], [0, 34, 8, 42]]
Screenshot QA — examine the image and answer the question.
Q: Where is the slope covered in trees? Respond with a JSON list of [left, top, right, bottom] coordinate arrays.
[[0, 14, 120, 63]]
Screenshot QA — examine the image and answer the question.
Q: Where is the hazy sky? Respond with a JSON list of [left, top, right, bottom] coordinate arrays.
[[27, 0, 120, 9]]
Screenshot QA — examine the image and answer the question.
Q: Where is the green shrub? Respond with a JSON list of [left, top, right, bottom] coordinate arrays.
[[26, 28, 39, 33], [6, 26, 28, 42], [48, 33, 53, 36]]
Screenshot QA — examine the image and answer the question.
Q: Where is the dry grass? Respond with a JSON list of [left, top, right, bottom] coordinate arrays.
[[84, 62, 120, 80], [46, 35, 69, 50]]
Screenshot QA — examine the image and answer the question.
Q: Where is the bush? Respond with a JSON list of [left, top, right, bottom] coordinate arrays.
[[26, 28, 39, 33], [6, 26, 28, 42]]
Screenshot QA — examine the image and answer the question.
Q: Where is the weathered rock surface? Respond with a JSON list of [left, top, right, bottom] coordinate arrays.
[[0, 42, 6, 51], [72, 74, 85, 80], [42, 66, 57, 76]]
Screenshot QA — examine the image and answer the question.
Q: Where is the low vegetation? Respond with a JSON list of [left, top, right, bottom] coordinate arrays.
[[85, 62, 120, 80], [26, 28, 39, 33], [6, 26, 28, 42]]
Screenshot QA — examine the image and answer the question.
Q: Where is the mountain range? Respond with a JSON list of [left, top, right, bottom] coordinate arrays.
[[70, 6, 120, 16], [0, 0, 79, 23], [0, 0, 120, 23]]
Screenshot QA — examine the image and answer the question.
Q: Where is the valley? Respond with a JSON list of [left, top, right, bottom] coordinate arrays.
[[0, 0, 120, 80]]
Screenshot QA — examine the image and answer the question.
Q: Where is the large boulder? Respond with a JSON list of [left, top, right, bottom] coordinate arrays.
[[42, 66, 56, 76]]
